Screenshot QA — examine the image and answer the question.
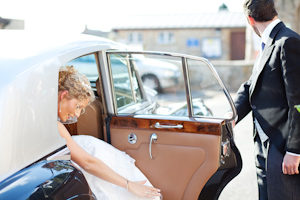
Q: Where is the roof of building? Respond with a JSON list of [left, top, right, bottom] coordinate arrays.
[[82, 25, 109, 38], [0, 17, 10, 26], [112, 11, 247, 30]]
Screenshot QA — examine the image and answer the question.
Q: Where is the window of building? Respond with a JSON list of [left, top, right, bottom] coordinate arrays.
[[128, 32, 143, 44], [157, 32, 174, 44]]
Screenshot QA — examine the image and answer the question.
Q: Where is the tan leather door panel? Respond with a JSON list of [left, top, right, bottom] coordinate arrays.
[[110, 117, 223, 200]]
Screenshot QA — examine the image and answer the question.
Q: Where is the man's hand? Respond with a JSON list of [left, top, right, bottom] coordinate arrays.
[[282, 153, 300, 175]]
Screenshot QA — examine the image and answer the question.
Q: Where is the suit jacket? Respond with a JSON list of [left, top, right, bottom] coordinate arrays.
[[234, 22, 300, 154]]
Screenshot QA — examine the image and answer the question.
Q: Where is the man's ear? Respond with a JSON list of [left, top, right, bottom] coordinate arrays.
[[60, 90, 69, 100], [248, 16, 255, 26]]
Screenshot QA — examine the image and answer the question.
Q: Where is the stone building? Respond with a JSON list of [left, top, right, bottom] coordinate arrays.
[[244, 0, 300, 60], [111, 10, 247, 61], [275, 0, 300, 33]]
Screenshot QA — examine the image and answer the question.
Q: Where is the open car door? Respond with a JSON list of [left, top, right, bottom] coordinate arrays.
[[101, 51, 242, 200]]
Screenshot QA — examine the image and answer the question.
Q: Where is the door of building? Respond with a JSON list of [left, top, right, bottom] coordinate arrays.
[[230, 32, 246, 60]]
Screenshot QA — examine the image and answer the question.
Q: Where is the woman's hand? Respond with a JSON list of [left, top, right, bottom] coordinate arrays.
[[127, 180, 161, 199]]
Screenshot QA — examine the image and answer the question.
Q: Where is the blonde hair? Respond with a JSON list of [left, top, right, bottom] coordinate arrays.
[[59, 66, 95, 104]]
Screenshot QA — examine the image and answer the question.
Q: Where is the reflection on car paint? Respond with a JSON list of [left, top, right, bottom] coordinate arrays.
[[0, 160, 95, 200]]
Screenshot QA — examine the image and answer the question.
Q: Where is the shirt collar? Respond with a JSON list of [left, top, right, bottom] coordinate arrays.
[[261, 18, 281, 45]]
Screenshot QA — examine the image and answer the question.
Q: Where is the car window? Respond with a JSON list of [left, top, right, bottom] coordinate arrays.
[[66, 54, 99, 88], [108, 54, 143, 111], [107, 52, 234, 119], [134, 54, 187, 115], [187, 59, 232, 118]]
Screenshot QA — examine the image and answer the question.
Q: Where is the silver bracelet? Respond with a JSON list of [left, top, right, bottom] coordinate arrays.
[[126, 179, 129, 190]]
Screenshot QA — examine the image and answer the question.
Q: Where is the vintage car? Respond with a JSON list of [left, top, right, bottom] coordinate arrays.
[[0, 31, 241, 200]]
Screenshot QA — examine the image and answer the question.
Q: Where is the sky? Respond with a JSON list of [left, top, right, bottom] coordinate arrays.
[[0, 0, 244, 33]]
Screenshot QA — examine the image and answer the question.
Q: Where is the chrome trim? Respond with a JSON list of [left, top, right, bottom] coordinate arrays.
[[95, 52, 108, 115], [127, 133, 137, 144], [182, 57, 193, 118], [154, 122, 183, 129], [221, 139, 231, 157], [106, 50, 237, 122], [125, 54, 137, 102], [99, 51, 115, 114], [149, 133, 158, 159]]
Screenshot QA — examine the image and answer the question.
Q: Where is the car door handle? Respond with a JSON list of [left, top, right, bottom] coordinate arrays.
[[149, 133, 157, 159], [154, 122, 183, 129]]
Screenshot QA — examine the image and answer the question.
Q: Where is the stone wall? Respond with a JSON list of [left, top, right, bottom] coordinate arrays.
[[185, 59, 254, 93], [275, 0, 300, 33], [211, 60, 254, 92]]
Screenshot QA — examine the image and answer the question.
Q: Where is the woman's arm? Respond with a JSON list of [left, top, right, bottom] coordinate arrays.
[[57, 121, 160, 198]]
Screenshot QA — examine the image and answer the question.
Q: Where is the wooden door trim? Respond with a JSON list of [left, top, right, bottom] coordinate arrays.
[[110, 116, 224, 136]]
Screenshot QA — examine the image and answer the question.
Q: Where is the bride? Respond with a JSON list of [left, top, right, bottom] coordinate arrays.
[[57, 66, 161, 200]]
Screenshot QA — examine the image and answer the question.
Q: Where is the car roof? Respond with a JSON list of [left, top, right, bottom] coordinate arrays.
[[0, 31, 124, 181], [0, 31, 123, 82]]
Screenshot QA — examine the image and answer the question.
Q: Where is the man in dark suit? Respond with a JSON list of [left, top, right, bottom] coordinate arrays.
[[233, 0, 300, 199]]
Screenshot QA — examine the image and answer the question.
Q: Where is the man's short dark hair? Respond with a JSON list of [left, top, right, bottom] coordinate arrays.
[[243, 0, 278, 22]]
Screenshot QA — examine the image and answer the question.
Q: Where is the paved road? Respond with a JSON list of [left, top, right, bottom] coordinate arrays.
[[219, 113, 259, 200]]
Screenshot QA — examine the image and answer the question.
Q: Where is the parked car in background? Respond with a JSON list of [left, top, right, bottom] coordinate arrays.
[[0, 31, 241, 200], [133, 54, 181, 92], [69, 53, 181, 92]]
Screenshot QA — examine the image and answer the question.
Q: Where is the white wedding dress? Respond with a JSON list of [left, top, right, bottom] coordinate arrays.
[[72, 135, 160, 200]]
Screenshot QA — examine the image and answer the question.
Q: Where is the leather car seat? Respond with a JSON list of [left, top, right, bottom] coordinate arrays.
[[76, 78, 104, 139]]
